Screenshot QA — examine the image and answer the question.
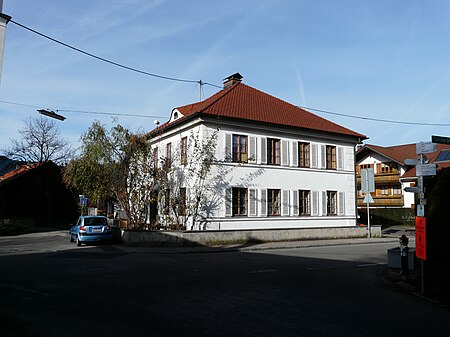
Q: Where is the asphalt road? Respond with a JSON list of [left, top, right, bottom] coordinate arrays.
[[0, 230, 449, 337]]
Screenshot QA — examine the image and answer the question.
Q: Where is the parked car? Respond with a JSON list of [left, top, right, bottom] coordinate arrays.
[[70, 216, 113, 246]]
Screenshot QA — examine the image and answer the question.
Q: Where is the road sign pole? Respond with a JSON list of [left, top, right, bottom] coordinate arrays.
[[367, 199, 371, 238]]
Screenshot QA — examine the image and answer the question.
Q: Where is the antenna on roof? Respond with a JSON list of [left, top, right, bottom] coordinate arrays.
[[199, 80, 203, 102]]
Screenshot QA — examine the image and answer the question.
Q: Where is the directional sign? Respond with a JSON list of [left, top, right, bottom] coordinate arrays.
[[415, 216, 427, 260], [416, 164, 437, 176], [404, 187, 420, 193], [417, 204, 425, 217], [432, 135, 450, 145], [416, 141, 437, 154], [405, 159, 419, 166]]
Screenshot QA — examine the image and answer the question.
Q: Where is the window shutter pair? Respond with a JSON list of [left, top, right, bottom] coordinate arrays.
[[291, 141, 298, 167], [225, 188, 258, 217]]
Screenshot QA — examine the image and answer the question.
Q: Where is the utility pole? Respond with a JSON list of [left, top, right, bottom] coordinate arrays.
[[0, 1, 12, 86]]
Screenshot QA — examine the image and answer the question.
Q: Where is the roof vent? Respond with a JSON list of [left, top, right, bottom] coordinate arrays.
[[223, 72, 243, 89]]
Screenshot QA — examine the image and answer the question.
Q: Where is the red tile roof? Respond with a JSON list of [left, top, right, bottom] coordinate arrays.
[[151, 82, 367, 140], [0, 163, 42, 184], [360, 143, 450, 178]]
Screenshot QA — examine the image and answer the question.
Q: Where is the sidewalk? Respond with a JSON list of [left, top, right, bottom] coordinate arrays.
[[116, 236, 401, 254]]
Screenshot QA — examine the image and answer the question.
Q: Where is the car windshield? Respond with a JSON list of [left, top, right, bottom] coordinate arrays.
[[84, 217, 107, 226]]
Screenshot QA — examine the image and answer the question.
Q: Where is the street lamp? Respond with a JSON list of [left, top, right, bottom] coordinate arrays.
[[37, 109, 66, 121]]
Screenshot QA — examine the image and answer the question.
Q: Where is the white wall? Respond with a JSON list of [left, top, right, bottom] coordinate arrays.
[[150, 119, 359, 230]]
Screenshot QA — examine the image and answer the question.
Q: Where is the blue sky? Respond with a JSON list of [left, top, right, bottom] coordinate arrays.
[[1, 0, 450, 152]]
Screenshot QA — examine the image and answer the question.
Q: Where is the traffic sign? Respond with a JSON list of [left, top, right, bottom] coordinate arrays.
[[417, 204, 425, 217], [416, 141, 437, 154], [363, 193, 374, 204], [416, 164, 436, 176], [404, 187, 420, 193], [432, 135, 450, 145], [361, 168, 375, 193]]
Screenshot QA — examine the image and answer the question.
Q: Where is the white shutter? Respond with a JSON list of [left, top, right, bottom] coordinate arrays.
[[337, 147, 344, 171], [282, 190, 290, 216], [291, 141, 298, 167], [225, 134, 232, 162], [321, 145, 326, 169], [249, 136, 257, 163], [260, 189, 267, 216], [322, 191, 327, 216], [292, 190, 299, 216], [281, 140, 289, 166], [249, 189, 257, 216], [312, 191, 319, 216], [338, 192, 345, 215], [260, 137, 267, 164], [311, 144, 318, 168], [225, 188, 232, 217]]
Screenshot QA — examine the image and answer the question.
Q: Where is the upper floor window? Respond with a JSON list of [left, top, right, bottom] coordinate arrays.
[[165, 143, 172, 167], [153, 147, 158, 169], [326, 145, 336, 170], [299, 190, 311, 216], [299, 142, 310, 168], [267, 138, 281, 165], [233, 135, 248, 163], [327, 191, 337, 215], [181, 137, 188, 165], [379, 162, 398, 174], [232, 188, 248, 216], [268, 189, 281, 215]]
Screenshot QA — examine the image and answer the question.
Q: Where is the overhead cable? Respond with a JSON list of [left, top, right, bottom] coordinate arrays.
[[9, 19, 222, 89]]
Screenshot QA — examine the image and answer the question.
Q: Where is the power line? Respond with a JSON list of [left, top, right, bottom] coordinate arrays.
[[0, 100, 162, 119], [9, 19, 222, 89], [300, 106, 450, 127], [2, 98, 450, 127]]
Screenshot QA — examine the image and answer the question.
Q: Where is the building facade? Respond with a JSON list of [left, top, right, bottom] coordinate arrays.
[[356, 143, 450, 210], [148, 74, 366, 230]]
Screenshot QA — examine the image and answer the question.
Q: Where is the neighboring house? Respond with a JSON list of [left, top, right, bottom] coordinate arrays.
[[0, 161, 78, 226], [355, 143, 450, 209], [148, 73, 367, 230]]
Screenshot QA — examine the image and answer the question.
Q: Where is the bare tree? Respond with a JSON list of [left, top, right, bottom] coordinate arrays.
[[3, 116, 73, 164]]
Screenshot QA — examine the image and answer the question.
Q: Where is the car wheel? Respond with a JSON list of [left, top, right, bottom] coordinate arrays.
[[76, 236, 82, 247]]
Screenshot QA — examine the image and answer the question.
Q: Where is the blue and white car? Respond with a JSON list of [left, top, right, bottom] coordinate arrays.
[[70, 216, 113, 246]]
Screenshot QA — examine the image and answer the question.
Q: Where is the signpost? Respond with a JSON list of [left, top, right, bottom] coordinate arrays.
[[416, 216, 427, 295]]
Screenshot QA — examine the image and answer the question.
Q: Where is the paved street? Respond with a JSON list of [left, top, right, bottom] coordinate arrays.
[[0, 230, 449, 337]]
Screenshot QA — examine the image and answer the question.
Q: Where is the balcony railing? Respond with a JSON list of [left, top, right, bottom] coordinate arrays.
[[357, 195, 404, 207]]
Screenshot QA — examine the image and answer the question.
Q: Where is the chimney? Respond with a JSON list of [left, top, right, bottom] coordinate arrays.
[[223, 72, 243, 89]]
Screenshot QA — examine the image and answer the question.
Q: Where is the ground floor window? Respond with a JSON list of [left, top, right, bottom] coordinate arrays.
[[299, 190, 311, 216], [232, 188, 248, 216], [327, 191, 337, 215], [268, 189, 281, 215]]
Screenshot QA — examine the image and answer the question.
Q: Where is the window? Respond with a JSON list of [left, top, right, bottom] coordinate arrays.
[[380, 185, 389, 195], [232, 188, 248, 216], [392, 184, 402, 195], [327, 191, 337, 215], [298, 142, 310, 168], [178, 188, 186, 215], [436, 150, 450, 162], [299, 190, 311, 215], [232, 135, 248, 163], [380, 162, 398, 174], [267, 138, 281, 165], [165, 143, 172, 167], [268, 189, 281, 215], [181, 137, 188, 165], [153, 147, 158, 168], [163, 189, 170, 215], [326, 145, 336, 169]]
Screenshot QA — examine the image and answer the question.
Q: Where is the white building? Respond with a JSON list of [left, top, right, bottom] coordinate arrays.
[[148, 73, 367, 231]]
